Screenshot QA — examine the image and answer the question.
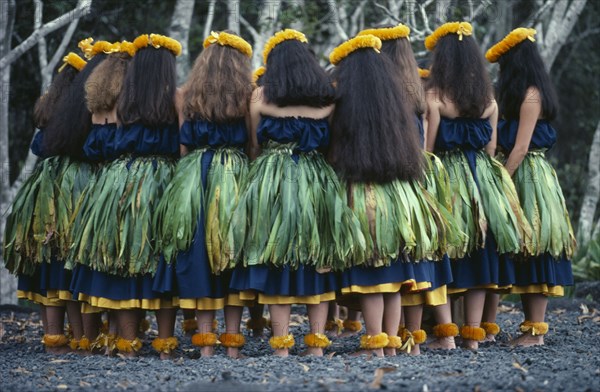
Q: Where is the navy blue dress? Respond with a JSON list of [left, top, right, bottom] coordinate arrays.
[[153, 119, 249, 310], [434, 117, 522, 291], [498, 119, 574, 295], [229, 116, 353, 305], [13, 130, 85, 305], [69, 123, 179, 310]]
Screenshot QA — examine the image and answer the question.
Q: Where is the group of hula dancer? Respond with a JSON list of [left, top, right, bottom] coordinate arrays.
[[3, 22, 575, 359]]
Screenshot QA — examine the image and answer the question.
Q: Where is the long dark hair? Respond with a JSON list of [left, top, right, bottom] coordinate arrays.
[[262, 40, 335, 107], [44, 54, 107, 157], [497, 40, 558, 120], [330, 49, 423, 183], [117, 47, 178, 127], [426, 35, 493, 118], [33, 66, 79, 128], [380, 38, 426, 114]]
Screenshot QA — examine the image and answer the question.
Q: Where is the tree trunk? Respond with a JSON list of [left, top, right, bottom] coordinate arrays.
[[227, 0, 240, 35], [0, 0, 16, 305], [577, 120, 600, 246], [541, 0, 588, 69], [203, 0, 217, 41], [169, 0, 195, 85]]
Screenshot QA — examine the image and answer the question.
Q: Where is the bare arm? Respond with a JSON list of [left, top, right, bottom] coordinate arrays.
[[425, 91, 440, 153], [485, 100, 498, 156], [175, 88, 189, 156], [504, 88, 541, 176], [247, 88, 263, 161]]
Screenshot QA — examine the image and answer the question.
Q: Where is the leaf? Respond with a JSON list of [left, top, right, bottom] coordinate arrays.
[[370, 367, 396, 389], [299, 363, 310, 372], [56, 385, 68, 390], [512, 360, 528, 374]]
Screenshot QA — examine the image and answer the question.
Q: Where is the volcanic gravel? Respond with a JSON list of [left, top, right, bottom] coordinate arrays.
[[1, 293, 599, 392]]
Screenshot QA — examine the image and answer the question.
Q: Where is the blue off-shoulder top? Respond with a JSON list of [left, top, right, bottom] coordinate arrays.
[[434, 117, 494, 188], [257, 115, 330, 153], [180, 119, 247, 149], [30, 130, 46, 158], [497, 119, 557, 152], [83, 123, 179, 161]]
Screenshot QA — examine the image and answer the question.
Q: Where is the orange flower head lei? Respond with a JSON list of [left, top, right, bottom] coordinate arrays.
[[425, 21, 473, 51], [485, 27, 536, 63], [329, 35, 382, 66], [58, 52, 87, 73], [357, 24, 411, 41], [203, 31, 253, 58], [263, 29, 308, 63]]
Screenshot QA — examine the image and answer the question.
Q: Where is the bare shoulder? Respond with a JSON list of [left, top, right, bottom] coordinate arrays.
[[482, 99, 498, 118]]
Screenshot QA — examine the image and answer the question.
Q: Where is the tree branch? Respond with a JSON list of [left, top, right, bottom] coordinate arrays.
[[203, 0, 216, 40], [0, 0, 92, 70]]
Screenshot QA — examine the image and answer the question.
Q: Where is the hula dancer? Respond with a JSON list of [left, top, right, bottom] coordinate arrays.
[[69, 34, 181, 358], [486, 28, 575, 346], [329, 35, 455, 357], [3, 52, 91, 354], [356, 24, 458, 355], [424, 22, 531, 350], [228, 29, 365, 357], [153, 31, 253, 358]]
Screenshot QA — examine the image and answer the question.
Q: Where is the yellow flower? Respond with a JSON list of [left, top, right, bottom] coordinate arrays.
[[88, 41, 120, 59], [329, 35, 382, 66], [78, 37, 94, 57], [59, 52, 86, 73], [358, 24, 410, 41], [119, 40, 137, 57], [418, 68, 430, 79], [150, 34, 182, 56], [485, 27, 536, 63], [425, 21, 473, 51], [203, 31, 253, 58], [252, 66, 266, 84], [263, 29, 308, 63], [133, 34, 150, 51]]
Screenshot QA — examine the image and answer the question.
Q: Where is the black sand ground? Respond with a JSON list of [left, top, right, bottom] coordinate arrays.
[[1, 289, 599, 392]]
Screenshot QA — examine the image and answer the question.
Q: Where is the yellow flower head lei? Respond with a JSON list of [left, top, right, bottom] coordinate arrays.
[[58, 52, 87, 73], [78, 38, 120, 60], [150, 34, 182, 56], [357, 24, 411, 41], [418, 67, 430, 78], [425, 21, 473, 51], [329, 35, 382, 66], [131, 34, 182, 57], [485, 27, 536, 63], [252, 66, 266, 84], [203, 31, 253, 58], [263, 29, 308, 63], [119, 40, 137, 57]]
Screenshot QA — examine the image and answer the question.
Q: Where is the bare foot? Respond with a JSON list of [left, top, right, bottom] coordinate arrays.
[[409, 344, 421, 356], [483, 334, 496, 343], [383, 348, 396, 357], [338, 330, 361, 338], [45, 346, 71, 355], [300, 347, 323, 357], [508, 334, 544, 347], [427, 337, 456, 350], [200, 346, 214, 357], [350, 348, 383, 357], [160, 352, 175, 360], [274, 349, 289, 357], [226, 347, 247, 359], [461, 339, 478, 350]]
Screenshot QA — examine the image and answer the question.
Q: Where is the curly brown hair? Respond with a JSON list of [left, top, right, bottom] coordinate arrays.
[[85, 53, 130, 114], [183, 39, 252, 122]]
